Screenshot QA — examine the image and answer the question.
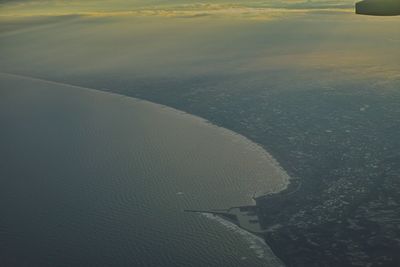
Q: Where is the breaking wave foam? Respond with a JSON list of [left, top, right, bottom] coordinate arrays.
[[202, 213, 284, 266]]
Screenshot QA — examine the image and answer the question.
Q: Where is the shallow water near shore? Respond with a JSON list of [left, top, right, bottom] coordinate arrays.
[[0, 73, 288, 266]]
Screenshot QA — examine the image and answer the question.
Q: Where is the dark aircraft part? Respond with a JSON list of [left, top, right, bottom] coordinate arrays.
[[356, 0, 400, 16]]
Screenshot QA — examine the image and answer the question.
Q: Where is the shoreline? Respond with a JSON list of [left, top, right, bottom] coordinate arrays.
[[0, 71, 291, 198]]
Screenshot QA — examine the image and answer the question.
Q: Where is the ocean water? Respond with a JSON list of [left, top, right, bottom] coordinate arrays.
[[0, 73, 288, 266]]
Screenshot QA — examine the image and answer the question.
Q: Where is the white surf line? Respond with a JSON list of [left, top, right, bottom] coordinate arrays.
[[0, 72, 126, 99], [202, 213, 285, 266], [0, 71, 292, 194]]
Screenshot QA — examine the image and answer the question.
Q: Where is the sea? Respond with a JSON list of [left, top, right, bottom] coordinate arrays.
[[0, 73, 289, 266]]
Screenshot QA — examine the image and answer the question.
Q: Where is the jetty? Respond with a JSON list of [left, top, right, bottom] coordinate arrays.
[[184, 205, 266, 234]]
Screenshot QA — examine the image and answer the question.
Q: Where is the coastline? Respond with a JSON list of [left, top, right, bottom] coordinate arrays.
[[0, 71, 291, 198], [1, 71, 291, 265]]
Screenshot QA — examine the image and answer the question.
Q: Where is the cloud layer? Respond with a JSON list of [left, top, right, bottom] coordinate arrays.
[[0, 0, 355, 18]]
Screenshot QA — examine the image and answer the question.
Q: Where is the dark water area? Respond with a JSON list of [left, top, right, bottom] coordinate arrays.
[[0, 73, 288, 266]]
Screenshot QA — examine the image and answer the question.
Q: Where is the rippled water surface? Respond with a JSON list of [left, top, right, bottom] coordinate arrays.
[[0, 73, 288, 266]]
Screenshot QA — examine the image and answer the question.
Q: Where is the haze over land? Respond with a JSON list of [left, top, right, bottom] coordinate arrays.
[[0, 0, 356, 16], [1, 0, 398, 79], [1, 0, 400, 266]]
